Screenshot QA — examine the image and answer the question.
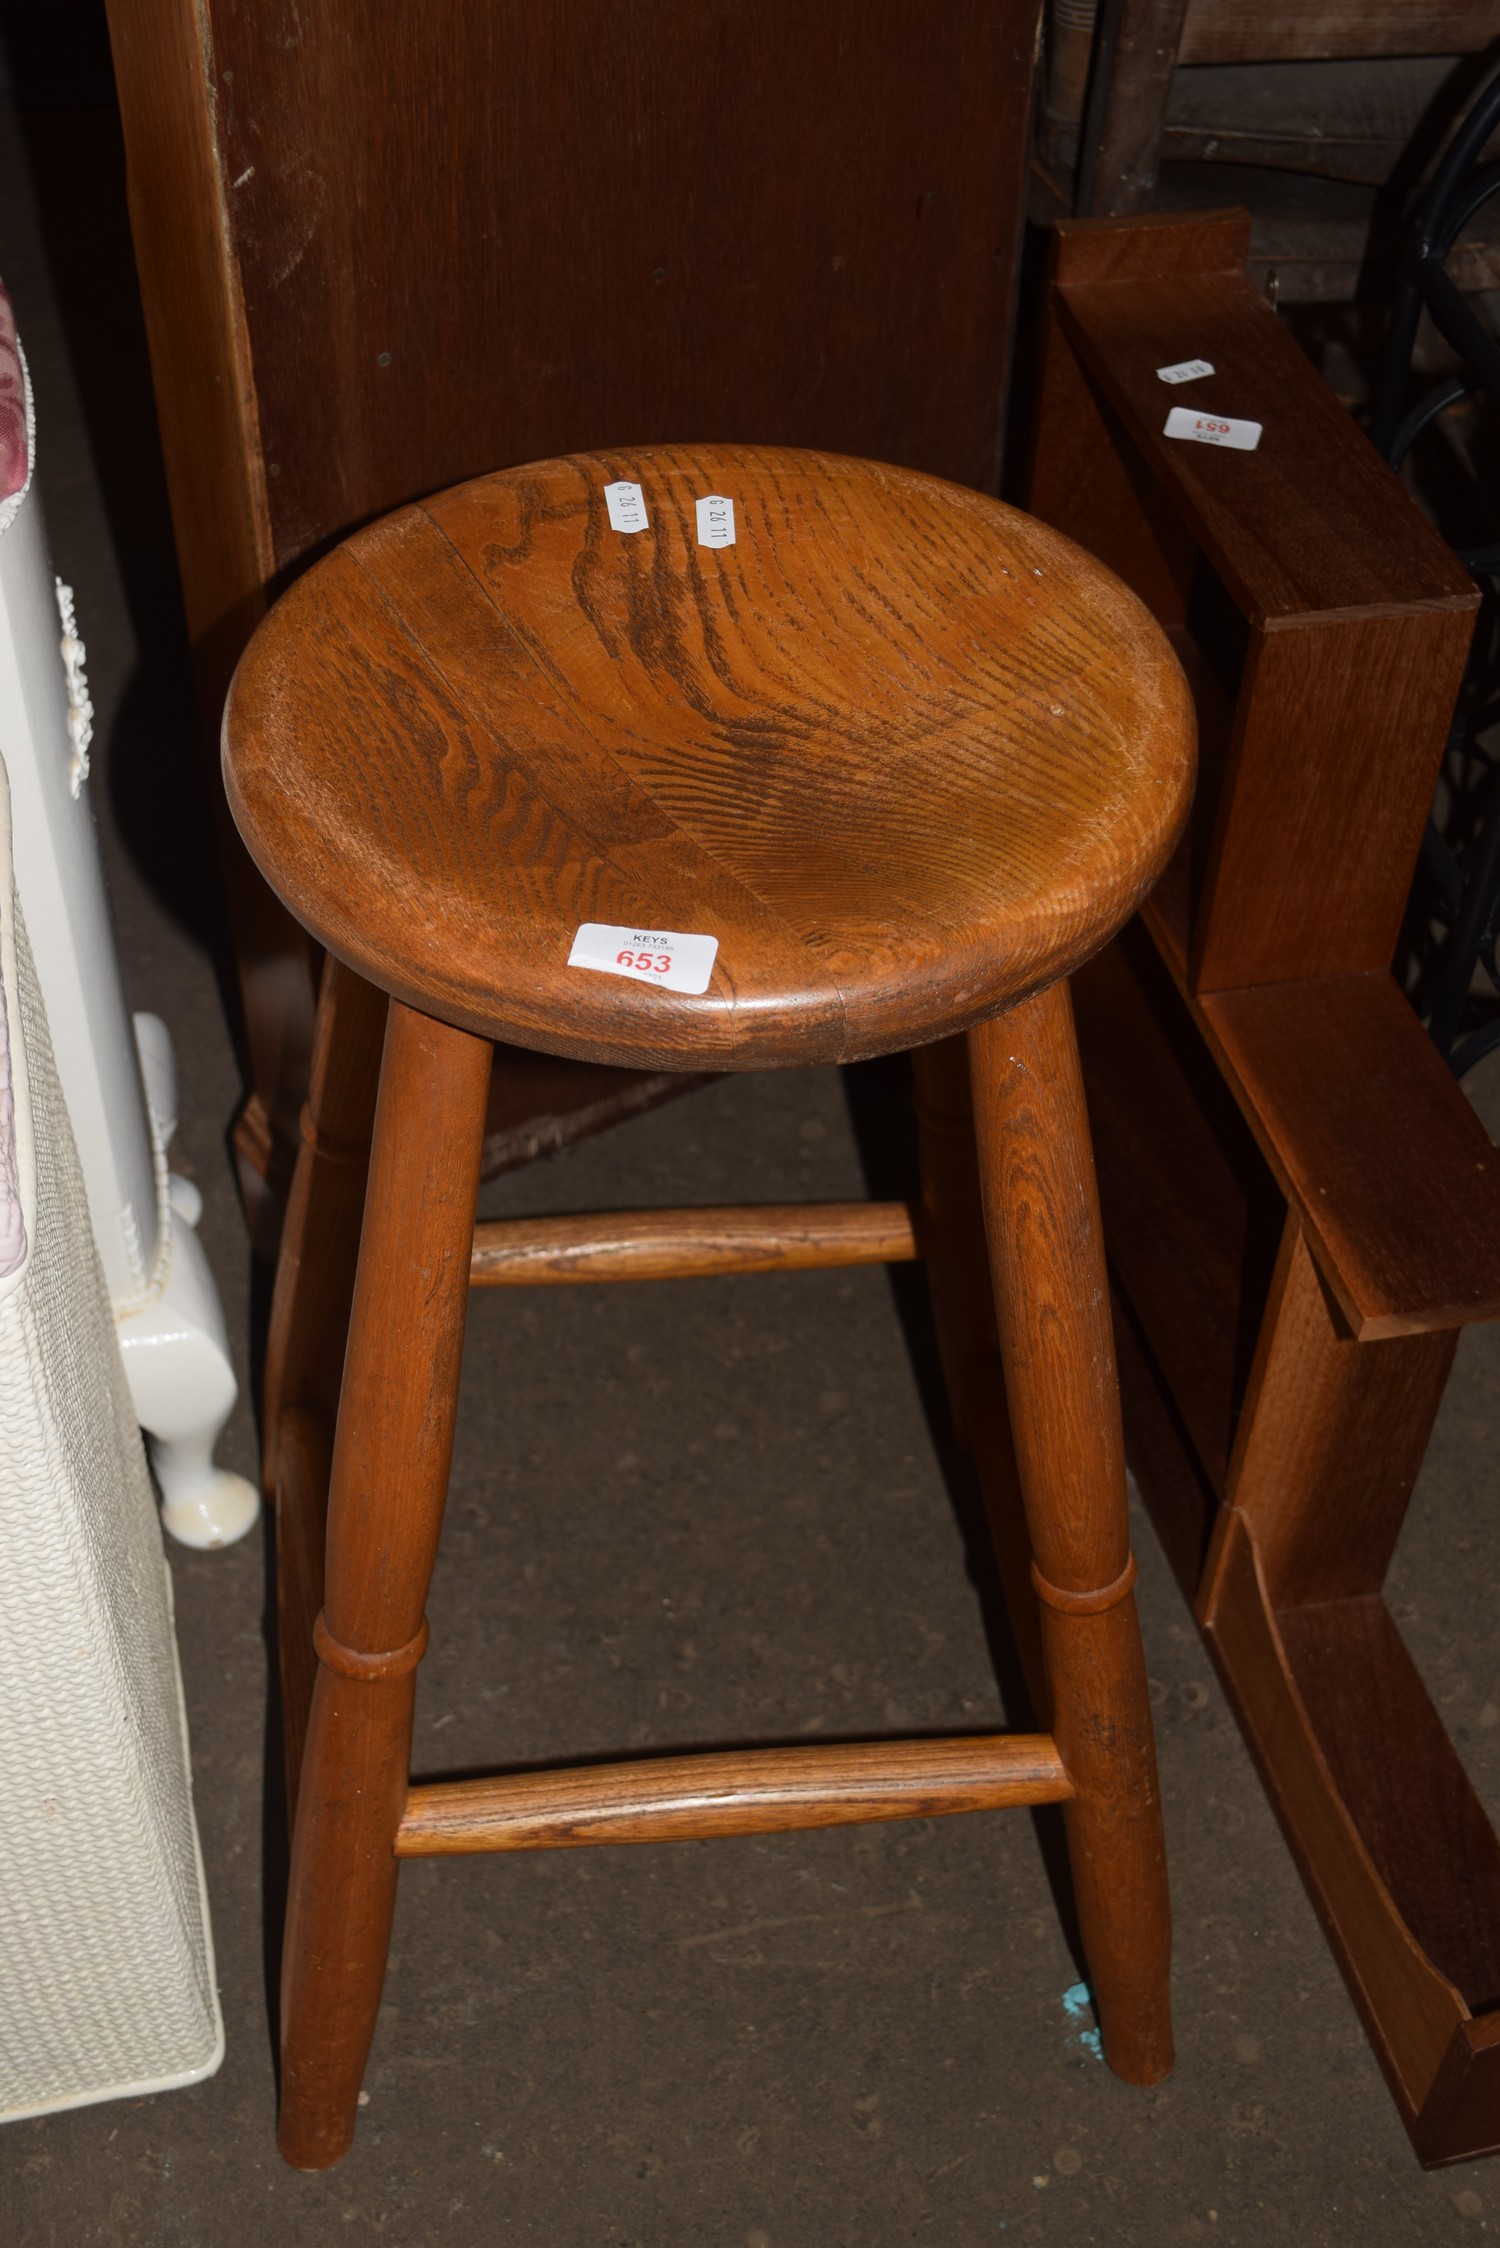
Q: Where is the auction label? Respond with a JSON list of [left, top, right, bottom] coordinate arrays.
[[1163, 405, 1262, 452], [604, 481, 649, 534], [567, 923, 719, 995], [1157, 358, 1215, 384]]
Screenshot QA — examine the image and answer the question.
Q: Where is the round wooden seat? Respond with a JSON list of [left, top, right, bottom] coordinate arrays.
[[224, 445, 1193, 1070]]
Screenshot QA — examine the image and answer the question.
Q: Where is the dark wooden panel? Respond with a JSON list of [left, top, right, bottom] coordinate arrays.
[[1050, 204, 1252, 281], [1416, 2016, 1500, 2167], [206, 0, 1041, 575], [104, 0, 271, 666], [1111, 1283, 1223, 1599], [111, 0, 1043, 1212], [1194, 606, 1477, 985], [1280, 1597, 1500, 2014], [1027, 283, 1201, 633], [1203, 1513, 1463, 2127], [106, 0, 318, 1217], [1041, 217, 1478, 993], [1224, 1219, 1458, 1606], [1179, 0, 1500, 66], [1073, 930, 1280, 1487], [1039, 204, 1500, 2167], [1083, 0, 1193, 218], [1200, 971, 1500, 1336], [1162, 57, 1493, 186]]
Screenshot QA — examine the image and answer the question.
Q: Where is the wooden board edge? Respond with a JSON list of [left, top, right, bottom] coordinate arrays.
[[1050, 207, 1254, 285], [1196, 975, 1500, 1339], [104, 0, 275, 683], [1200, 1510, 1468, 2143]]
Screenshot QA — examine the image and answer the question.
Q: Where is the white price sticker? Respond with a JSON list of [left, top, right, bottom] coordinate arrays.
[[696, 493, 736, 549], [604, 480, 649, 534], [1163, 405, 1262, 453], [1157, 358, 1214, 385], [568, 923, 719, 995]]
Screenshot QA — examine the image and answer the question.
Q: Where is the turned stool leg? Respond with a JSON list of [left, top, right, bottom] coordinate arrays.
[[263, 959, 390, 1814], [913, 1038, 1049, 1709], [912, 1037, 1000, 1445], [968, 983, 1172, 2087], [278, 1000, 493, 2170]]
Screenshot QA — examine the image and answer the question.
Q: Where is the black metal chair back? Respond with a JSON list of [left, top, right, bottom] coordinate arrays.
[[1373, 64, 1500, 1079]]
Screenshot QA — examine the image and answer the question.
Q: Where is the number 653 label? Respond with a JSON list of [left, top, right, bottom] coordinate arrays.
[[567, 922, 719, 995]]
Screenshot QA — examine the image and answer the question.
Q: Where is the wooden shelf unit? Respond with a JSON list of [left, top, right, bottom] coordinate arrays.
[[1028, 205, 1500, 2165]]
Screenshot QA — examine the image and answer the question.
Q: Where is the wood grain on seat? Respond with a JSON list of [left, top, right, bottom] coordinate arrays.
[[224, 445, 1195, 1070]]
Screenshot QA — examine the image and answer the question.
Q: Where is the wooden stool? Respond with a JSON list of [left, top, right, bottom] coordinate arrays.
[[223, 445, 1195, 2170]]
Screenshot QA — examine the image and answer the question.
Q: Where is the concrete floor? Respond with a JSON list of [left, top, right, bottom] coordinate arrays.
[[3, 82, 1500, 2248]]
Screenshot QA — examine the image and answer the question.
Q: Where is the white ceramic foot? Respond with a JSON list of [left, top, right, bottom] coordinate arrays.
[[106, 1017, 261, 1550], [116, 1161, 261, 1552], [151, 1434, 261, 1550]]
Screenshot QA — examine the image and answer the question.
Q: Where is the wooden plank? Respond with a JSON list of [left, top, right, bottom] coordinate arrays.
[[396, 1736, 1072, 1855], [1204, 1225, 1464, 2114], [1415, 2015, 1500, 2165], [1223, 1220, 1458, 1605], [1199, 971, 1500, 1336], [1027, 268, 1203, 635], [104, 0, 318, 1210], [1193, 608, 1475, 986], [1110, 1283, 1224, 1598], [1082, 0, 1192, 217], [1072, 931, 1280, 1487], [470, 1201, 920, 1286], [102, 0, 272, 676], [1153, 160, 1500, 304], [1279, 1596, 1500, 2014], [1052, 243, 1478, 622], [1050, 204, 1251, 283], [1179, 0, 1500, 66], [1118, 1238, 1500, 2163], [199, 0, 1041, 577], [1162, 56, 1488, 186], [1202, 1512, 1466, 2131], [1043, 219, 1477, 991]]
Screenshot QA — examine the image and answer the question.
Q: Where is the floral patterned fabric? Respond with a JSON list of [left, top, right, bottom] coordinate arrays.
[[0, 283, 27, 505]]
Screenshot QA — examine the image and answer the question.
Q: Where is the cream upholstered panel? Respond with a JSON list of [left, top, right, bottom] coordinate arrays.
[[0, 757, 222, 2119]]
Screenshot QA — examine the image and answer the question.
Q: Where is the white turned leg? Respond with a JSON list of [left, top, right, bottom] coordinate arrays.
[[0, 462, 258, 1552], [116, 1184, 259, 1550], [148, 1427, 260, 1552]]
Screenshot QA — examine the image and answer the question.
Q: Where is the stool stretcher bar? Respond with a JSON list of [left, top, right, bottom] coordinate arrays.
[[396, 1734, 1071, 1856], [469, 1201, 922, 1286]]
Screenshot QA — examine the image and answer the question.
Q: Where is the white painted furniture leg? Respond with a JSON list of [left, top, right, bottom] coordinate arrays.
[[0, 343, 256, 1546], [118, 1021, 260, 1548]]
